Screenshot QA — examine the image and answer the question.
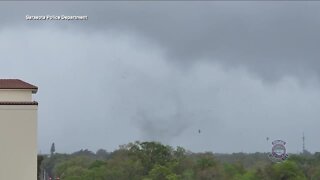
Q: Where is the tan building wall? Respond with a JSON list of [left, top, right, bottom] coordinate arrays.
[[0, 89, 32, 101], [0, 105, 37, 180]]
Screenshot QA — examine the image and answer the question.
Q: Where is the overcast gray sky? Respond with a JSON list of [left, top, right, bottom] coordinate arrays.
[[1, 2, 320, 154]]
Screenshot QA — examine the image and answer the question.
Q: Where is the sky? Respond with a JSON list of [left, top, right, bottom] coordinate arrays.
[[0, 1, 320, 154]]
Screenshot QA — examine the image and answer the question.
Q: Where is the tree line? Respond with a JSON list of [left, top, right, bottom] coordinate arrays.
[[38, 141, 320, 180]]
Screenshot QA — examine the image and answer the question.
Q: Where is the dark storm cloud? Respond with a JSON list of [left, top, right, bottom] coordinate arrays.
[[2, 2, 320, 81]]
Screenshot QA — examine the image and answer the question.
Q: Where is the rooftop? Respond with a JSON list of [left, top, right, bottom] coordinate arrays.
[[0, 79, 38, 93]]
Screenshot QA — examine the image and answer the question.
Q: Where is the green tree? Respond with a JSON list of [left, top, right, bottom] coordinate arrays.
[[50, 143, 55, 156], [54, 156, 93, 178], [223, 163, 246, 179], [129, 141, 173, 174], [147, 164, 180, 180], [37, 155, 44, 180], [195, 153, 223, 180], [271, 160, 307, 180]]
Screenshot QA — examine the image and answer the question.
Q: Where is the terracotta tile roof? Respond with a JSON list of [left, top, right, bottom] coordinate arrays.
[[0, 79, 38, 93], [0, 101, 38, 105]]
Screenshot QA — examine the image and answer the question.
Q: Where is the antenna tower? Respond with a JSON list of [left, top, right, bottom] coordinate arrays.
[[302, 132, 305, 153]]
